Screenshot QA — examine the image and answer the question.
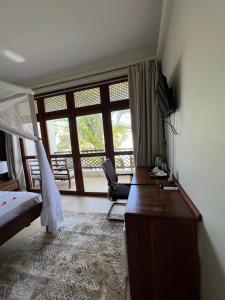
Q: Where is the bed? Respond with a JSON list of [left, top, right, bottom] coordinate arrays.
[[0, 79, 63, 235], [0, 191, 42, 246]]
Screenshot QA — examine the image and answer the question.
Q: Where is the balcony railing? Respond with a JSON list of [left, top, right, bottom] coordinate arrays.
[[55, 148, 133, 154], [54, 149, 134, 170], [28, 150, 134, 191]]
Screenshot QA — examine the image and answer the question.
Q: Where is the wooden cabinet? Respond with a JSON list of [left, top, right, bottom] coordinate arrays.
[[125, 168, 201, 300], [0, 179, 20, 191]]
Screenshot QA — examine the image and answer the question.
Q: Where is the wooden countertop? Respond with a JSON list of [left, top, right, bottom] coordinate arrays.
[[131, 166, 167, 185], [126, 167, 201, 221]]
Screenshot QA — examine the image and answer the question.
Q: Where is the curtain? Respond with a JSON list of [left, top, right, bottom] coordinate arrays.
[[5, 133, 16, 179], [12, 136, 26, 190], [128, 60, 164, 166], [5, 133, 27, 190], [0, 81, 64, 235]]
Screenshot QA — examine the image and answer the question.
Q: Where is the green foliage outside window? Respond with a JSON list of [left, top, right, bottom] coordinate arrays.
[[52, 111, 132, 153]]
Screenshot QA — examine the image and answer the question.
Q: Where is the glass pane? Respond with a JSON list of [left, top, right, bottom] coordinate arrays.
[[51, 157, 76, 191], [81, 156, 108, 192], [28, 157, 76, 191], [111, 110, 133, 151], [109, 82, 129, 102], [24, 123, 41, 156], [115, 154, 135, 173], [44, 94, 67, 112], [46, 118, 71, 155], [76, 114, 105, 154], [74, 87, 100, 108]]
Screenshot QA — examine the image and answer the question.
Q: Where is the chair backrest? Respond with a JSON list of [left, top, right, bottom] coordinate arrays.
[[102, 158, 118, 185], [29, 159, 40, 178], [51, 158, 69, 176]]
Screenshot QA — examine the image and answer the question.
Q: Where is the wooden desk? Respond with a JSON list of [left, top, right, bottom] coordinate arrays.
[[131, 166, 168, 185], [125, 167, 201, 300], [0, 179, 20, 191]]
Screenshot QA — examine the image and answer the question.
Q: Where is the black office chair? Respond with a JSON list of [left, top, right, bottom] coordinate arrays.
[[102, 158, 132, 221]]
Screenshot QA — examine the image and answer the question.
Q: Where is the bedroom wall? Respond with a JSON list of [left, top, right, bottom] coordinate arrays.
[[160, 0, 225, 299]]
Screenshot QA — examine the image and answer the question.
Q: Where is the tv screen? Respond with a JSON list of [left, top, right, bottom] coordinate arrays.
[[156, 63, 176, 118]]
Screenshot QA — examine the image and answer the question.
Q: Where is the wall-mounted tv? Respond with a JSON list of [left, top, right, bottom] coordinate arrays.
[[156, 62, 176, 118]]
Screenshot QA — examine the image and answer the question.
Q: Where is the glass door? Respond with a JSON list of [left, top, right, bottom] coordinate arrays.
[[21, 78, 133, 195], [46, 118, 76, 191], [76, 113, 108, 193]]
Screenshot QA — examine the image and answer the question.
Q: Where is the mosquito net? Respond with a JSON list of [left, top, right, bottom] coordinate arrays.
[[0, 80, 63, 235]]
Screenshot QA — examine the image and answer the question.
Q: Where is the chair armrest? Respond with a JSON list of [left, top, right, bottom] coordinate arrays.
[[115, 183, 132, 186], [116, 173, 133, 177]]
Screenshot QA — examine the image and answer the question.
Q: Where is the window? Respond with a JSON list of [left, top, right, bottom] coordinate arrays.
[[74, 87, 100, 108], [111, 109, 133, 152], [109, 82, 129, 102], [21, 78, 133, 195], [76, 114, 105, 153], [44, 95, 67, 112], [46, 118, 71, 155]]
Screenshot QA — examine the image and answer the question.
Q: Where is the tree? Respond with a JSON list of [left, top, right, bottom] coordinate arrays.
[[53, 119, 71, 153], [111, 110, 131, 150], [52, 111, 132, 153], [77, 115, 105, 151]]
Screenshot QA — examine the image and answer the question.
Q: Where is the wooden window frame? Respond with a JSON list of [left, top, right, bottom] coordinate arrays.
[[20, 76, 133, 196]]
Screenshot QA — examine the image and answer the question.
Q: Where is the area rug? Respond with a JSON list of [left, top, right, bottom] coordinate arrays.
[[0, 212, 126, 300]]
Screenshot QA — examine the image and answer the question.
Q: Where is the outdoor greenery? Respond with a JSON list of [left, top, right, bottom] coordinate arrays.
[[52, 111, 132, 153], [52, 119, 71, 153], [77, 114, 105, 151], [111, 110, 132, 150]]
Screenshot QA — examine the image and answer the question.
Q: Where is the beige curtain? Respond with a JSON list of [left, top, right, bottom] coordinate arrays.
[[5, 133, 26, 189], [128, 60, 164, 166], [5, 133, 16, 179]]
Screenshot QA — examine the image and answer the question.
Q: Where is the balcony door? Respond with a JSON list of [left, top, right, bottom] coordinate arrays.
[[20, 78, 134, 196]]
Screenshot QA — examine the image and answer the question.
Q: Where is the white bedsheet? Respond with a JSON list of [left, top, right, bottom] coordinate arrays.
[[0, 191, 41, 226]]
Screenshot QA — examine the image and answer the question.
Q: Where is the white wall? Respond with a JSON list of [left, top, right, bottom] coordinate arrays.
[[160, 0, 225, 299], [26, 46, 156, 92]]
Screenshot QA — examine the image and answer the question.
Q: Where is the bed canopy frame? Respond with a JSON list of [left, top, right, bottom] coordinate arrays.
[[0, 80, 63, 235]]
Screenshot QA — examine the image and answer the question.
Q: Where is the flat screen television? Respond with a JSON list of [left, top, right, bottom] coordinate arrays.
[[156, 63, 176, 118]]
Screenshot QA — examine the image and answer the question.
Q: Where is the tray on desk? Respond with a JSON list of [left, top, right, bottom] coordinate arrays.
[[149, 173, 169, 179]]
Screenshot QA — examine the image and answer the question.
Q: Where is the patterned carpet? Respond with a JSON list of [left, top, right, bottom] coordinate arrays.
[[0, 212, 126, 300]]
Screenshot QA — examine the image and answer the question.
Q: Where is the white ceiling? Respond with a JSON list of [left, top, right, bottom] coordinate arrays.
[[0, 0, 162, 86]]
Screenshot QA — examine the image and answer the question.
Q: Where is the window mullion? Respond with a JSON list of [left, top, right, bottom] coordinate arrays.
[[100, 84, 115, 167], [66, 91, 84, 193]]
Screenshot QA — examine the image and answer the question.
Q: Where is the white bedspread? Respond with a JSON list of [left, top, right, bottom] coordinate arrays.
[[0, 191, 41, 226]]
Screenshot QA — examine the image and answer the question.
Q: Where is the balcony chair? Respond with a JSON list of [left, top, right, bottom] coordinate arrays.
[[102, 158, 133, 221], [29, 158, 74, 189]]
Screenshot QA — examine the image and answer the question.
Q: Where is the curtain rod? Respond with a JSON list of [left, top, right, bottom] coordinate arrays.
[[32, 56, 156, 95], [36, 67, 127, 90], [34, 67, 128, 97], [35, 74, 128, 99]]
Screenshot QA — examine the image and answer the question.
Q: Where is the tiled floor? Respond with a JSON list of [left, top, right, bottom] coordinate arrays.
[[0, 194, 130, 299], [33, 174, 131, 193]]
